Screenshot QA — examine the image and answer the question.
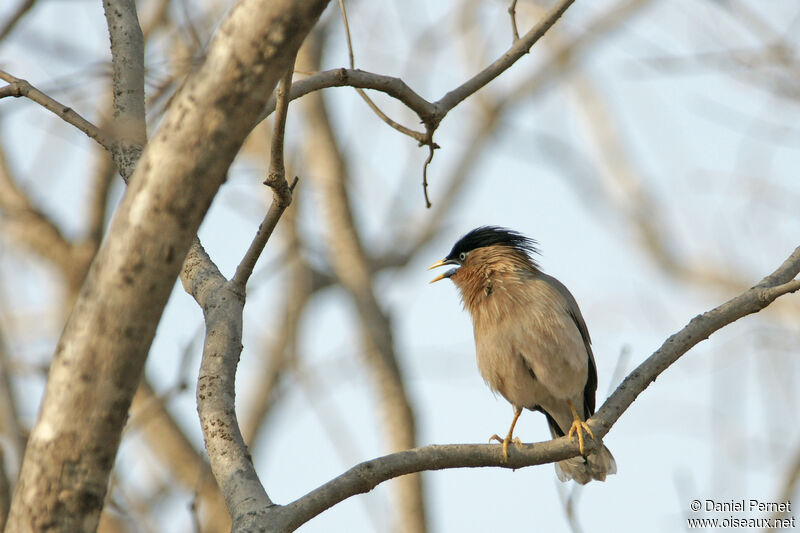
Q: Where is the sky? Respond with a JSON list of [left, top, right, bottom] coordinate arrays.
[[1, 0, 800, 532]]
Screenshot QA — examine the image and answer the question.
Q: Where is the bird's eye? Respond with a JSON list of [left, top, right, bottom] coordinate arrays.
[[458, 252, 467, 262]]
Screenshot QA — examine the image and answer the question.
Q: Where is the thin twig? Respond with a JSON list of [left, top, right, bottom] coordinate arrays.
[[337, 0, 426, 143], [299, 0, 653, 288], [337, 0, 355, 68], [259, 68, 436, 126], [421, 139, 435, 209], [508, 0, 520, 41], [0, 70, 113, 151], [355, 88, 426, 141], [337, 0, 434, 205], [232, 58, 298, 289], [262, 0, 640, 130], [263, 0, 576, 130], [261, 0, 575, 210], [435, 0, 576, 112]]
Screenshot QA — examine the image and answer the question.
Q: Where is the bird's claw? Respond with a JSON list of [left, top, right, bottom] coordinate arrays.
[[489, 434, 522, 461], [567, 419, 594, 456]]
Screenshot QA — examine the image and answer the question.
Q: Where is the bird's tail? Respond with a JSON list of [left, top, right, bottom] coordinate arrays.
[[545, 416, 617, 485]]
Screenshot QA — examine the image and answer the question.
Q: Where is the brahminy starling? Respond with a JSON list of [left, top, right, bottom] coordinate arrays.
[[429, 226, 616, 484]]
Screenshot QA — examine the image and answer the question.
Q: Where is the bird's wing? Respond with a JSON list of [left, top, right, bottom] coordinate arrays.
[[541, 273, 598, 417], [515, 274, 597, 414]]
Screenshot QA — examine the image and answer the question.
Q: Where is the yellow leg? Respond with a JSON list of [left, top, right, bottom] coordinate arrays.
[[567, 400, 594, 456], [489, 406, 523, 461]]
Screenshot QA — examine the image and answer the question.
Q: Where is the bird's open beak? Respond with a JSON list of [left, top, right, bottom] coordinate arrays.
[[428, 259, 458, 283]]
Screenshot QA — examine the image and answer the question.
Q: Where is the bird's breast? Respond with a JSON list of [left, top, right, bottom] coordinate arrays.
[[468, 278, 588, 407]]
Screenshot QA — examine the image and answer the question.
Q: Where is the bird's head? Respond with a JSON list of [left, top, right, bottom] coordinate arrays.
[[428, 226, 540, 285]]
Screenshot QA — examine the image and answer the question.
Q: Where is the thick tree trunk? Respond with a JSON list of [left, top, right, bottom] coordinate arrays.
[[4, 1, 328, 531]]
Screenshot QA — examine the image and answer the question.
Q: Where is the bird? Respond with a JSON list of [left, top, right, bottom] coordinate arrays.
[[428, 226, 616, 484]]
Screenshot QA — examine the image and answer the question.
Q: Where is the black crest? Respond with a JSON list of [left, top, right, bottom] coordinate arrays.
[[446, 226, 540, 264]]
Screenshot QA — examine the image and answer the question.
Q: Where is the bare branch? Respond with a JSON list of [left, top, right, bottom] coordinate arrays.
[[278, 440, 589, 532], [336, 0, 427, 142], [260, 68, 435, 123], [591, 249, 800, 439], [184, 23, 321, 533], [508, 0, 520, 42], [260, 0, 575, 207], [355, 88, 427, 142], [337, 0, 354, 68], [0, 70, 114, 151], [434, 0, 576, 114], [260, 0, 576, 133], [421, 141, 435, 209], [265, 63, 295, 195], [232, 59, 298, 289], [259, 0, 577, 136], [301, 0, 653, 287]]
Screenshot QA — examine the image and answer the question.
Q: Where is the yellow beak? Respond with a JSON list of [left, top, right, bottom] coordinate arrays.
[[428, 259, 454, 284]]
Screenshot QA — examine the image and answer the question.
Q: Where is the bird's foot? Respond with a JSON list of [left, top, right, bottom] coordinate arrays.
[[489, 434, 523, 461], [567, 419, 594, 456]]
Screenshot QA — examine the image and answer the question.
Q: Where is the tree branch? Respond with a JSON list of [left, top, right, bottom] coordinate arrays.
[[434, 0, 575, 114], [508, 0, 520, 42], [591, 248, 800, 438], [335, 0, 427, 143], [186, 45, 311, 533], [301, 0, 653, 294], [260, 0, 577, 131], [232, 59, 298, 289], [260, 0, 575, 206], [259, 68, 436, 124], [0, 70, 114, 151]]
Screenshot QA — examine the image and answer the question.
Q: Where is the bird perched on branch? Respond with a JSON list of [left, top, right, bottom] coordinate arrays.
[[429, 226, 616, 484]]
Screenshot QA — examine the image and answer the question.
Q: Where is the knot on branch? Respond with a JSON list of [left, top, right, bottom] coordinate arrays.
[[0, 80, 28, 98], [263, 174, 297, 209], [113, 142, 143, 182]]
